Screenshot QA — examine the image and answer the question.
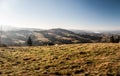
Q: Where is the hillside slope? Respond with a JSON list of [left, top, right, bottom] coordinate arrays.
[[1, 28, 120, 46], [1, 29, 92, 46], [0, 43, 120, 75]]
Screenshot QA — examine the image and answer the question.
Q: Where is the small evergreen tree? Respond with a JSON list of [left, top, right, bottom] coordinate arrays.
[[27, 36, 32, 46], [110, 36, 114, 43]]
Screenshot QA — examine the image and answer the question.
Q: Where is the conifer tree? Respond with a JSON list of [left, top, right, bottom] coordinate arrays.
[[27, 36, 32, 46]]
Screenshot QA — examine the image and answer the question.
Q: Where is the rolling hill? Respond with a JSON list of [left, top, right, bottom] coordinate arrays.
[[0, 28, 120, 46]]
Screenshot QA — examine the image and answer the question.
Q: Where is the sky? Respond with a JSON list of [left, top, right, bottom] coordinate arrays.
[[0, 0, 120, 31]]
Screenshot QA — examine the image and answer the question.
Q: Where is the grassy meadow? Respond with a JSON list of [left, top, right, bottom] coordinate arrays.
[[0, 43, 120, 76]]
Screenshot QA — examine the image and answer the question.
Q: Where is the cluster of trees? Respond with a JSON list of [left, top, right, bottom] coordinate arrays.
[[101, 35, 120, 43], [110, 35, 120, 43]]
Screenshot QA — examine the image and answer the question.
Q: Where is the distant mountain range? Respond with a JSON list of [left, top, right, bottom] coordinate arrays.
[[0, 27, 120, 46]]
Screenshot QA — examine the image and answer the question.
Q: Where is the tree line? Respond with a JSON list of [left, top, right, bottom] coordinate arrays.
[[101, 35, 120, 43], [26, 35, 120, 46]]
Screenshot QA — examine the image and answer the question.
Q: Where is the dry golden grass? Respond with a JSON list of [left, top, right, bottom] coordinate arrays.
[[0, 43, 120, 76]]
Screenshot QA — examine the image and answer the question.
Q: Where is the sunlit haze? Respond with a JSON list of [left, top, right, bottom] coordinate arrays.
[[0, 0, 120, 31]]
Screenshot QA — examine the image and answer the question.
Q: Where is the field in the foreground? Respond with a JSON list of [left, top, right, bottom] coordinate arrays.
[[0, 43, 120, 76]]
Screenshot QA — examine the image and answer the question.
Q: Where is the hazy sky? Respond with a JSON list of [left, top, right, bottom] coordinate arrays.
[[0, 0, 120, 31]]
